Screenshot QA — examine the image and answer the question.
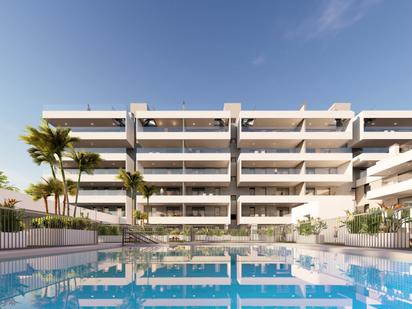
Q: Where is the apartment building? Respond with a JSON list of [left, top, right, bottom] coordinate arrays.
[[352, 111, 412, 211], [42, 104, 412, 227]]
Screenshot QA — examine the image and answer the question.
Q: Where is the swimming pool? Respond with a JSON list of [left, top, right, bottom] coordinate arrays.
[[0, 244, 411, 308]]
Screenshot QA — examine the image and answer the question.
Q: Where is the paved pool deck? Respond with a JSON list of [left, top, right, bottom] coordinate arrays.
[[1, 241, 412, 262]]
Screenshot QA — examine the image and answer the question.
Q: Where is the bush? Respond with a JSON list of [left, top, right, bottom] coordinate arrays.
[[296, 215, 327, 236], [0, 208, 24, 232], [341, 209, 381, 234], [31, 215, 93, 230], [98, 225, 120, 235]]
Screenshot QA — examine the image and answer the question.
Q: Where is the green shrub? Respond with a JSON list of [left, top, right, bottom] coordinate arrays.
[[296, 215, 327, 236], [341, 209, 382, 234], [31, 215, 93, 230], [98, 225, 120, 235], [0, 208, 24, 232]]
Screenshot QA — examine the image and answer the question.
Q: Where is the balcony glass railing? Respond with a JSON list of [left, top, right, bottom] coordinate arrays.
[[241, 127, 300, 132], [306, 168, 338, 174], [76, 148, 126, 153], [65, 169, 119, 175], [185, 168, 227, 174], [140, 126, 228, 132], [78, 190, 125, 196], [136, 147, 229, 153], [140, 127, 183, 132], [381, 172, 412, 187], [306, 148, 351, 153], [241, 148, 300, 153], [242, 168, 300, 175], [359, 147, 389, 153], [305, 127, 345, 132], [137, 147, 183, 153], [143, 169, 183, 174], [71, 127, 125, 132], [364, 126, 412, 132], [143, 168, 228, 175], [185, 147, 229, 153]]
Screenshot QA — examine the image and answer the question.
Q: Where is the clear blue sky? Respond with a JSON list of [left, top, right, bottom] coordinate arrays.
[[1, 0, 412, 189]]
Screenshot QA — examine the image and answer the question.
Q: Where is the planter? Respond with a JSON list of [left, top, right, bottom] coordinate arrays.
[[344, 230, 409, 248], [28, 229, 97, 247], [296, 234, 324, 244], [0, 231, 27, 249], [98, 235, 122, 243]]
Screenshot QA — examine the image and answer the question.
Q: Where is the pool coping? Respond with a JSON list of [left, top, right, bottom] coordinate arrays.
[[1, 242, 412, 262], [0, 243, 123, 262]]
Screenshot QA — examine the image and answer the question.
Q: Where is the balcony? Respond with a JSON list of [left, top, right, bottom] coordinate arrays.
[[42, 110, 134, 147], [147, 204, 230, 225], [63, 148, 127, 162], [137, 147, 230, 162], [355, 113, 412, 146], [64, 169, 120, 183], [367, 172, 412, 200], [135, 114, 231, 146], [238, 167, 351, 185], [239, 148, 352, 164], [142, 168, 230, 184], [76, 190, 126, 204], [137, 194, 230, 205]]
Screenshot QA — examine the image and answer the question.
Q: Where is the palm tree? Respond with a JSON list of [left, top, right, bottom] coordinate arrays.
[[21, 124, 58, 179], [25, 121, 79, 215], [43, 177, 64, 215], [117, 169, 144, 225], [0, 171, 19, 191], [26, 182, 52, 214], [139, 183, 158, 225], [63, 180, 78, 216], [67, 150, 101, 217]]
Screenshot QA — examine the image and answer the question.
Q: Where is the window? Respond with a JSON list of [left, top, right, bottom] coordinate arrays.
[[166, 207, 181, 217], [364, 184, 371, 194], [231, 195, 237, 201], [192, 187, 206, 195], [192, 207, 205, 217], [214, 207, 220, 216], [249, 207, 255, 216], [306, 187, 315, 195], [277, 188, 289, 195], [231, 157, 236, 163], [249, 188, 255, 195], [231, 176, 236, 182]]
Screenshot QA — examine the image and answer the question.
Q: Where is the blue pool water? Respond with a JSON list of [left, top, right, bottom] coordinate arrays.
[[0, 244, 411, 308]]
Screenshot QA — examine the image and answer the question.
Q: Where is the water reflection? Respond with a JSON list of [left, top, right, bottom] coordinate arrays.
[[0, 245, 411, 308]]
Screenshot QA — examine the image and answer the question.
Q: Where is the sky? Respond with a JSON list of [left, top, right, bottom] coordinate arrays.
[[1, 0, 412, 190]]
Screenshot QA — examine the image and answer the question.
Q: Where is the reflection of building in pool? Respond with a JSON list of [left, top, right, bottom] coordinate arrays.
[[0, 251, 99, 302], [2, 246, 412, 308]]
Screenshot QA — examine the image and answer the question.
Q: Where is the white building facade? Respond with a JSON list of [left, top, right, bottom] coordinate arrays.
[[42, 103, 412, 226]]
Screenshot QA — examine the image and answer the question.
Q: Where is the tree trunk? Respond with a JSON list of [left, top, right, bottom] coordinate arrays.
[[73, 168, 81, 217], [62, 195, 66, 216], [43, 196, 49, 214], [57, 194, 61, 215], [50, 162, 57, 179], [58, 155, 70, 217]]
